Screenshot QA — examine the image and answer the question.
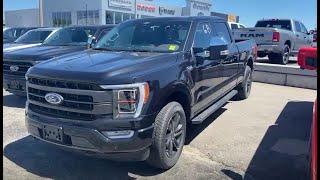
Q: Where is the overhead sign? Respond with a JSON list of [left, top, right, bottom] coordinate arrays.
[[192, 2, 210, 11], [108, 0, 134, 11], [159, 6, 175, 16], [228, 14, 236, 22]]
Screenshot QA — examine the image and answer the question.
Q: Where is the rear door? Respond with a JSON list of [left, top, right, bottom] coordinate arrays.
[[212, 22, 239, 92]]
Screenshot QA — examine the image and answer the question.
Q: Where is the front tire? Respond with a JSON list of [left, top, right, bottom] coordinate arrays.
[[147, 102, 186, 169], [235, 65, 253, 100]]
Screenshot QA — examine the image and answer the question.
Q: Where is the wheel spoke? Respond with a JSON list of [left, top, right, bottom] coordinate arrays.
[[174, 124, 183, 137], [173, 138, 180, 150], [168, 140, 173, 156], [172, 113, 181, 129], [165, 134, 171, 147]]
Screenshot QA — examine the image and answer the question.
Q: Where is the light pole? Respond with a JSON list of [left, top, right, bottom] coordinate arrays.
[[134, 0, 137, 19], [85, 4, 88, 25]]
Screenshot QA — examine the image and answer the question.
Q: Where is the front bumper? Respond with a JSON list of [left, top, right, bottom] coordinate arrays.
[[3, 75, 27, 96], [26, 108, 155, 161], [257, 44, 283, 54]]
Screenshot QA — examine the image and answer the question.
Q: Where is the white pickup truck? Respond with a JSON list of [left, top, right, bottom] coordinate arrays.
[[234, 19, 312, 64]]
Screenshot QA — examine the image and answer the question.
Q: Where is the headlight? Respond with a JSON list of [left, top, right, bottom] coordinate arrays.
[[100, 82, 150, 119]]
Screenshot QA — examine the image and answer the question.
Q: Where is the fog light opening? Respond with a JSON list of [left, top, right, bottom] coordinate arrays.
[[102, 130, 134, 139]]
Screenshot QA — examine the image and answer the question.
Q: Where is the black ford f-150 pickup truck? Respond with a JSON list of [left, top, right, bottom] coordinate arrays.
[[3, 25, 115, 96], [25, 16, 257, 169]]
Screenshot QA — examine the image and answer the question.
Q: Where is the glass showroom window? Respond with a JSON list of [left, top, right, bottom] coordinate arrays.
[[77, 10, 99, 25], [52, 12, 72, 27], [115, 12, 122, 24], [106, 11, 114, 24]]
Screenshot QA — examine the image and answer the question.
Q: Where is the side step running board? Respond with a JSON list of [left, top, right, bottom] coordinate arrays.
[[191, 90, 238, 124]]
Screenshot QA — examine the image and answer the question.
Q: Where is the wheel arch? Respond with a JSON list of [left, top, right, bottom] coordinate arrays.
[[158, 81, 192, 122]]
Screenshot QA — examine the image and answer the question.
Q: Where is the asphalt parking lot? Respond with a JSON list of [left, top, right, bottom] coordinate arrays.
[[3, 82, 316, 180]]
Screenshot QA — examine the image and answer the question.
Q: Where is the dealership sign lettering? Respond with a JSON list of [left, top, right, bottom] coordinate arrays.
[[159, 7, 175, 15], [137, 4, 156, 13], [192, 2, 210, 11], [108, 0, 133, 11]]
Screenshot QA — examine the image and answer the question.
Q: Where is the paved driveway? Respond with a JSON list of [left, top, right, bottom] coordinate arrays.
[[3, 83, 316, 180]]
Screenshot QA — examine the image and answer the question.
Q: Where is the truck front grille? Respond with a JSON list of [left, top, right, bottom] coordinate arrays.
[[28, 77, 103, 91], [3, 60, 33, 77], [29, 104, 99, 121], [27, 77, 113, 121]]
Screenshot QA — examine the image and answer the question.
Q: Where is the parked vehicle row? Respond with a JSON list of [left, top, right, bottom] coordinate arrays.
[[233, 19, 313, 64], [4, 28, 58, 51], [3, 27, 38, 43], [3, 25, 115, 96]]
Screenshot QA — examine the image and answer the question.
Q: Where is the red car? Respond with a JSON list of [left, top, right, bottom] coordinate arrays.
[[298, 47, 317, 180]]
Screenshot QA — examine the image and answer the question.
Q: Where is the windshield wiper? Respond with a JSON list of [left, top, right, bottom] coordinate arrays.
[[92, 47, 116, 51]]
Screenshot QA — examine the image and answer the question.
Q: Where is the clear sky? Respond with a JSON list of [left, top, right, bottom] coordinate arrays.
[[4, 0, 317, 29]]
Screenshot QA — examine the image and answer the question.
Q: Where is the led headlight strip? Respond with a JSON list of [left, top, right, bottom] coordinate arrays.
[[100, 82, 149, 118]]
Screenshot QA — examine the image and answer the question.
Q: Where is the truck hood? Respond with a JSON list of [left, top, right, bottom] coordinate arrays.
[[28, 50, 179, 85], [3, 43, 41, 52], [3, 45, 86, 61]]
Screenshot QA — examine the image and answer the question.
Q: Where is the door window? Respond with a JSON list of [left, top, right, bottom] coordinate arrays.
[[193, 22, 212, 49], [294, 21, 302, 32], [213, 22, 232, 43], [231, 24, 238, 30], [300, 22, 308, 34]]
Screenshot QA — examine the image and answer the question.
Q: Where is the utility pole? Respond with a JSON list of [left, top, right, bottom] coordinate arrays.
[[85, 4, 88, 25]]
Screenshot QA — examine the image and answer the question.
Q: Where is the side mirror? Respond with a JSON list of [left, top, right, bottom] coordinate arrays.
[[208, 37, 229, 59], [87, 35, 96, 49]]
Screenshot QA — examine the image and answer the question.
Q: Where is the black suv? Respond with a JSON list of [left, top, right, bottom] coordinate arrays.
[[25, 17, 256, 169]]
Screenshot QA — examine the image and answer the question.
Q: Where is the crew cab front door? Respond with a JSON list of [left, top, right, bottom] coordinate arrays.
[[190, 21, 224, 116]]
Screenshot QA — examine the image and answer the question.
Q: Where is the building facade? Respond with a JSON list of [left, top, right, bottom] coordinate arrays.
[[5, 8, 40, 27], [4, 0, 239, 27], [40, 0, 183, 27]]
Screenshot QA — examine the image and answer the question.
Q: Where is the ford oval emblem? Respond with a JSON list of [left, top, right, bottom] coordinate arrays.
[[44, 93, 64, 105], [10, 65, 19, 72]]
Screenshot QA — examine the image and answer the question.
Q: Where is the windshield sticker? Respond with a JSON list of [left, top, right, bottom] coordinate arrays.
[[168, 45, 178, 51], [203, 24, 211, 34]]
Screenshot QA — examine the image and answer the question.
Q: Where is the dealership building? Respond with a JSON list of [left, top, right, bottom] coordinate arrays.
[[5, 0, 239, 27]]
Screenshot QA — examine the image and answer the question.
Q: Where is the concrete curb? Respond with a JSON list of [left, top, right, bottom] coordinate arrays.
[[253, 63, 317, 90]]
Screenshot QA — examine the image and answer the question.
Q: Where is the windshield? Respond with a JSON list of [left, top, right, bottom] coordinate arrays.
[[15, 30, 53, 43], [43, 27, 96, 46], [94, 20, 191, 53], [255, 20, 292, 31], [3, 28, 16, 39]]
